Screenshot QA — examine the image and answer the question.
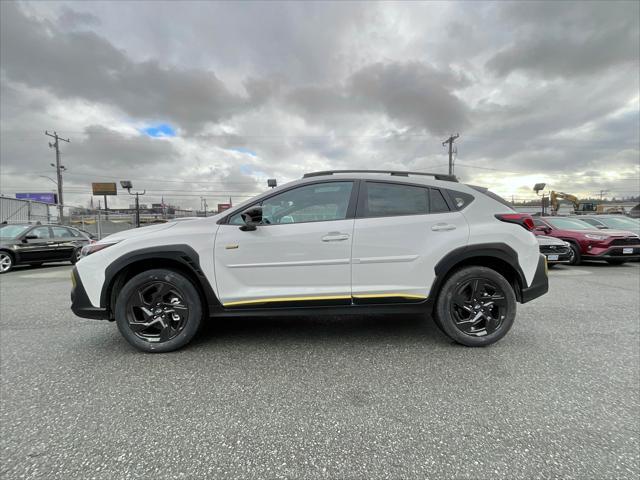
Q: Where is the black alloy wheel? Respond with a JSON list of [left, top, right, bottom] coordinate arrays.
[[126, 281, 190, 343], [435, 266, 517, 347], [450, 278, 507, 337], [115, 269, 202, 352]]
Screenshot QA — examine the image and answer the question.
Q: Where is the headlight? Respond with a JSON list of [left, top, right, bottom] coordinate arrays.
[[585, 234, 608, 241], [563, 241, 570, 247], [80, 241, 119, 258]]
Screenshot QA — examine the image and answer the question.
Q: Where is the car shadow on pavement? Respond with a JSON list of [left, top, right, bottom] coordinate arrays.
[[191, 313, 453, 348], [9, 263, 70, 273]]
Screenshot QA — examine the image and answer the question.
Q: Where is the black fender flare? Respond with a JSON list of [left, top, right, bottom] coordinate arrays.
[[431, 243, 528, 301], [100, 244, 220, 315]]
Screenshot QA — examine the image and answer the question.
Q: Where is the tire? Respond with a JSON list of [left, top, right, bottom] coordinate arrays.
[[567, 242, 581, 265], [0, 251, 14, 274], [115, 269, 203, 353], [434, 266, 517, 347], [70, 247, 82, 264], [606, 259, 627, 265]]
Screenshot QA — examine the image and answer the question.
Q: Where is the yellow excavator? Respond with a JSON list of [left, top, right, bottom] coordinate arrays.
[[549, 191, 596, 215]]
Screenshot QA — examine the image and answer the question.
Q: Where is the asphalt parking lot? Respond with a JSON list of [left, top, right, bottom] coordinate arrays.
[[1, 262, 639, 479]]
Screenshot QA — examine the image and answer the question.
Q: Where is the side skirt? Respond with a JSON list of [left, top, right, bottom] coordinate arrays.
[[208, 299, 433, 318]]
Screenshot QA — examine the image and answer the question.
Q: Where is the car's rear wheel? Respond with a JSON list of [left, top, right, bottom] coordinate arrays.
[[606, 259, 627, 265], [115, 269, 202, 353], [0, 251, 14, 274], [435, 266, 516, 347]]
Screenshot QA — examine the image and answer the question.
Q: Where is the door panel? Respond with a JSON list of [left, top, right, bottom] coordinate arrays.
[[51, 226, 76, 260], [15, 226, 55, 263], [214, 220, 355, 306], [215, 180, 357, 307], [351, 181, 470, 301]]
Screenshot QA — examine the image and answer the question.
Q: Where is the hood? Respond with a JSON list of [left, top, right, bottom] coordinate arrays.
[[536, 235, 566, 246], [582, 229, 639, 238], [98, 221, 178, 243]]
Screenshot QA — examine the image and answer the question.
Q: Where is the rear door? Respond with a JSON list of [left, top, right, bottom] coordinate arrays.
[[351, 181, 469, 303], [50, 226, 78, 260]]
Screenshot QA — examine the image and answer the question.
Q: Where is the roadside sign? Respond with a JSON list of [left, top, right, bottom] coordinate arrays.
[[217, 203, 232, 212], [15, 192, 58, 204], [92, 182, 118, 195]]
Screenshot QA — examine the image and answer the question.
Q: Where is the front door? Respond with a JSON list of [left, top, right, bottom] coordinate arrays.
[[214, 181, 357, 307], [16, 226, 56, 263]]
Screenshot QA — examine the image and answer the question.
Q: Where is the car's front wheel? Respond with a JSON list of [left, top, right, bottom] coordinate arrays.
[[0, 251, 14, 274], [115, 269, 202, 353], [435, 266, 516, 347]]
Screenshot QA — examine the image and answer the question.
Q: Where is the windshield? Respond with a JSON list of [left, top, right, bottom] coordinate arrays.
[[598, 217, 640, 230], [0, 225, 30, 238], [546, 218, 594, 230]]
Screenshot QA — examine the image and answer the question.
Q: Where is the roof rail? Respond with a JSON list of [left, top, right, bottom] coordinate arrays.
[[302, 170, 458, 182]]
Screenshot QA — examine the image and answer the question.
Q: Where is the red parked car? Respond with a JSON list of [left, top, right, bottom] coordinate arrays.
[[533, 216, 640, 265]]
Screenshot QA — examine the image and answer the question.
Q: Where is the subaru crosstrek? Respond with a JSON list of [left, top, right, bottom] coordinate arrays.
[[71, 170, 548, 352]]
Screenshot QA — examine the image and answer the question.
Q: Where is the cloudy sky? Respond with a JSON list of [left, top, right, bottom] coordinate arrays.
[[1, 0, 639, 210]]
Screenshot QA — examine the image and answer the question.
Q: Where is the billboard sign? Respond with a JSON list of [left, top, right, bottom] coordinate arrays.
[[217, 203, 232, 212], [92, 182, 118, 195], [15, 192, 58, 204]]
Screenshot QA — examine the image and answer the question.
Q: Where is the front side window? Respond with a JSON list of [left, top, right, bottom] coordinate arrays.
[[230, 181, 353, 225], [29, 226, 51, 239], [364, 182, 428, 217]]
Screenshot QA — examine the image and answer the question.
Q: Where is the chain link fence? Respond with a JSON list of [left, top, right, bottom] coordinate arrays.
[[1, 197, 197, 239]]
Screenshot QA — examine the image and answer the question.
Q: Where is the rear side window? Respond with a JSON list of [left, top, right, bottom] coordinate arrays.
[[446, 190, 475, 210], [429, 189, 450, 213], [364, 182, 428, 217], [52, 226, 72, 238]]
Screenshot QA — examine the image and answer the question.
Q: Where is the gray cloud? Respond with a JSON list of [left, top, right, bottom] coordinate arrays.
[[0, 2, 254, 132], [0, 0, 638, 207], [486, 1, 640, 77]]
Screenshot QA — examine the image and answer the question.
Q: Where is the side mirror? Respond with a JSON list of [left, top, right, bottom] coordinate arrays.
[[534, 226, 551, 234], [23, 234, 38, 241], [239, 206, 263, 231]]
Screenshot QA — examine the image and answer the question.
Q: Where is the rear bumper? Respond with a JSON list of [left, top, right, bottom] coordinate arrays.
[[520, 255, 548, 303], [70, 267, 109, 320]]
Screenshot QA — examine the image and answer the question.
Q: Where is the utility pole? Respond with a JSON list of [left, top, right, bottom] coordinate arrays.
[[45, 131, 70, 222], [599, 190, 609, 201], [442, 133, 459, 176]]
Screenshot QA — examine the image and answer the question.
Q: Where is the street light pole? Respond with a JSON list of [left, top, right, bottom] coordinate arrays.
[[120, 180, 145, 228]]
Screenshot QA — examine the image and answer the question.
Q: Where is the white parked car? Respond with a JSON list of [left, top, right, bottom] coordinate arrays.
[[71, 170, 548, 352]]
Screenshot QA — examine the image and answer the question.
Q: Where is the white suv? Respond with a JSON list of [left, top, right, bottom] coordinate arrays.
[[71, 170, 548, 352]]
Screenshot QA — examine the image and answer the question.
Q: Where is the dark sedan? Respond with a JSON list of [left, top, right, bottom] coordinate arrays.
[[536, 235, 572, 266], [0, 224, 93, 273]]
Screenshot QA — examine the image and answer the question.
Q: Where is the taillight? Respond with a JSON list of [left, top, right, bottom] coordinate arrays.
[[495, 213, 535, 231]]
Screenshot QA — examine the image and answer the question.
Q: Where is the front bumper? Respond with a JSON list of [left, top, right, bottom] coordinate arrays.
[[582, 244, 640, 261], [520, 255, 549, 303], [70, 267, 109, 320], [540, 246, 572, 264]]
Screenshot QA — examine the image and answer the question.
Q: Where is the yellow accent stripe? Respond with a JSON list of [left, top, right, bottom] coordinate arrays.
[[223, 295, 351, 307], [223, 293, 427, 307], [353, 293, 427, 300]]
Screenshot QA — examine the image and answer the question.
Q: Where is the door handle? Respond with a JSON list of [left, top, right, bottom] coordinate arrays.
[[322, 232, 350, 242], [431, 223, 456, 232]]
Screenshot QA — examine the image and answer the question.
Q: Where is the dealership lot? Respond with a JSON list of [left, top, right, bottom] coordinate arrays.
[[1, 263, 638, 479]]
